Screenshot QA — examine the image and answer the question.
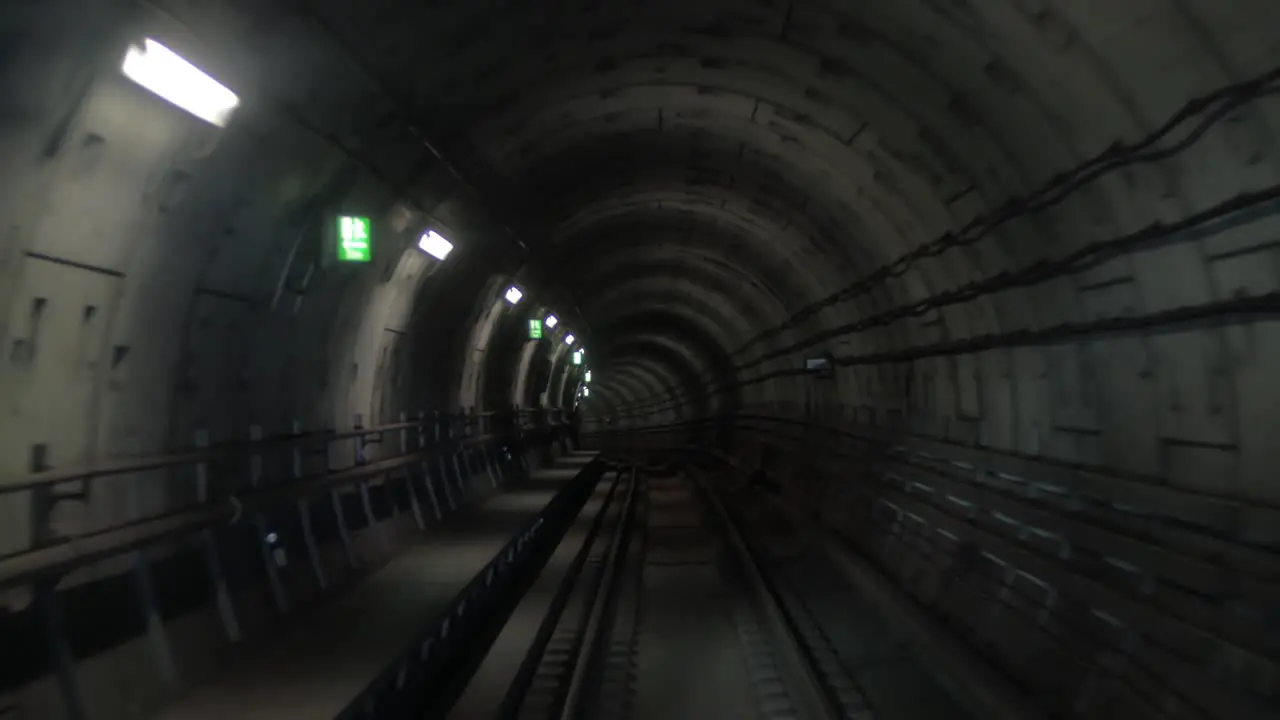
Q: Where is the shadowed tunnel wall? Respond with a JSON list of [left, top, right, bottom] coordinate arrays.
[[2, 1, 1279, 718]]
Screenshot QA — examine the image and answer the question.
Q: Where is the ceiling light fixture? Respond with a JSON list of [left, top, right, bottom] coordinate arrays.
[[121, 38, 239, 126], [417, 229, 453, 261]]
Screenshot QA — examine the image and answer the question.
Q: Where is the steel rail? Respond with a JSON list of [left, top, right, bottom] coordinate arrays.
[[557, 465, 637, 720], [694, 470, 840, 720], [493, 466, 628, 719]]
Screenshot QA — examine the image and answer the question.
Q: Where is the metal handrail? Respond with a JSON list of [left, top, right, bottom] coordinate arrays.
[[0, 446, 432, 588], [2, 432, 331, 493], [0, 407, 574, 588], [2, 407, 567, 494]]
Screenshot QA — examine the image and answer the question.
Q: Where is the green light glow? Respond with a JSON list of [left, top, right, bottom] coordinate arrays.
[[572, 350, 582, 365], [528, 319, 543, 339], [337, 216, 372, 262]]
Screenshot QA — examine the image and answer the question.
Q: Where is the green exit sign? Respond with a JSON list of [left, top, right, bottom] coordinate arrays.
[[528, 319, 543, 339], [337, 216, 372, 262]]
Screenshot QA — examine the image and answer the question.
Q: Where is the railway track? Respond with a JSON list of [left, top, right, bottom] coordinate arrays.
[[484, 461, 850, 720]]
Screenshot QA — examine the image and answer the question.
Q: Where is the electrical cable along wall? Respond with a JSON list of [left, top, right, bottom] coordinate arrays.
[[733, 64, 1280, 356], [600, 65, 1280, 423]]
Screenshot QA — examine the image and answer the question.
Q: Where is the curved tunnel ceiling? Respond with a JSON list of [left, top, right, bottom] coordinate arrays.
[[363, 0, 1279, 436], [6, 0, 1280, 564]]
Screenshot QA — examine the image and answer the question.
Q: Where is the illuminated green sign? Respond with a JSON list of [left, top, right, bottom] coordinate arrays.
[[337, 216, 372, 263], [572, 350, 582, 365], [528, 319, 543, 339]]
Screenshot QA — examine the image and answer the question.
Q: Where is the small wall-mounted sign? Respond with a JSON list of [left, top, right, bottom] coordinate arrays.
[[805, 354, 835, 379], [336, 215, 372, 263], [528, 318, 543, 339]]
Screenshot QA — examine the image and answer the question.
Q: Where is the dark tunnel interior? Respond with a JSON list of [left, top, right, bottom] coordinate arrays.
[[2, 1, 1279, 719]]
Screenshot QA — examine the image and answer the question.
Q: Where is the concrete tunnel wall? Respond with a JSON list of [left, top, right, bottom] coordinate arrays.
[[0, 2, 589, 561], [2, 0, 1280, 717]]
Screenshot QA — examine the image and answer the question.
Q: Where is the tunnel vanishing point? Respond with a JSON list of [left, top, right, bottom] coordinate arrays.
[[2, 1, 1280, 719]]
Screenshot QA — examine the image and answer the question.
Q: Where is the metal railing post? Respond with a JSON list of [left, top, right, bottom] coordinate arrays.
[[418, 411, 443, 520], [133, 545, 177, 687], [328, 434, 359, 570], [489, 445, 506, 486], [400, 411, 425, 530], [434, 411, 457, 511], [483, 444, 500, 489], [37, 581, 87, 720], [250, 424, 289, 613], [195, 429, 241, 642], [354, 414, 389, 553], [293, 419, 327, 590], [450, 411, 468, 500]]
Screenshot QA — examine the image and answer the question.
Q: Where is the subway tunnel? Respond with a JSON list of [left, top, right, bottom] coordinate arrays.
[[2, 0, 1279, 718]]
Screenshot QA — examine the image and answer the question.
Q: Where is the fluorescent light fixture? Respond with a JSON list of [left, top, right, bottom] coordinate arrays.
[[545, 315, 559, 329], [504, 286, 523, 305], [573, 351, 583, 366], [121, 38, 239, 127], [418, 230, 453, 261], [585, 371, 592, 383], [583, 387, 590, 397], [564, 334, 576, 345], [805, 354, 835, 379]]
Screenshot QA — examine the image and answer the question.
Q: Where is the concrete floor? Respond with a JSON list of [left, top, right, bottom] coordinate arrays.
[[633, 564, 763, 720], [449, 477, 616, 719], [153, 462, 591, 720], [632, 476, 765, 720]]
